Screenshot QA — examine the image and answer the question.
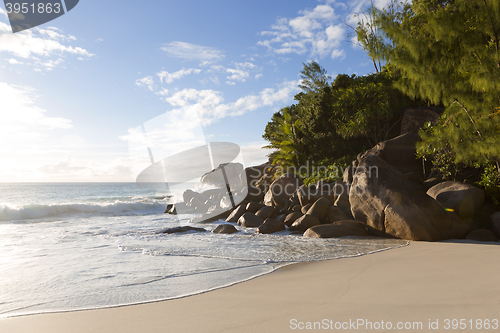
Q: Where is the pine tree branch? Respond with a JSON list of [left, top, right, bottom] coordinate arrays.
[[453, 99, 483, 140]]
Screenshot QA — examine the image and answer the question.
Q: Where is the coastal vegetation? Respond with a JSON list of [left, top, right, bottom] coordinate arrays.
[[263, 0, 500, 201]]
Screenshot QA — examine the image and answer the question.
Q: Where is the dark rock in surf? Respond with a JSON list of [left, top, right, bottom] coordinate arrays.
[[157, 226, 206, 234], [212, 224, 238, 234]]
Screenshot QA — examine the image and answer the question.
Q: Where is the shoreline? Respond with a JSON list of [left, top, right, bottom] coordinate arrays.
[[0, 238, 409, 320], [1, 240, 499, 332]]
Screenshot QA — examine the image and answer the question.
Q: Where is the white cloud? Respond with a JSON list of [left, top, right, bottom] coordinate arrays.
[[226, 68, 249, 83], [161, 80, 300, 125], [240, 142, 270, 166], [135, 76, 155, 91], [165, 89, 224, 108], [0, 82, 73, 157], [35, 155, 133, 181], [257, 0, 399, 59], [224, 62, 259, 85], [8, 58, 22, 64], [258, 3, 344, 59], [255, 74, 263, 80], [161, 41, 224, 65], [157, 67, 201, 84], [0, 22, 94, 70]]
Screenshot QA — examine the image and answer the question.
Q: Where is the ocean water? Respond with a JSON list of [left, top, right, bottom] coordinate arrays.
[[0, 183, 407, 318]]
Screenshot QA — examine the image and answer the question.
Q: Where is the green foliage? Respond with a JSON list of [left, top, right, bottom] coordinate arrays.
[[302, 162, 348, 186], [263, 105, 305, 169], [479, 163, 500, 204], [263, 61, 418, 171], [298, 60, 330, 94], [329, 68, 416, 146], [378, 0, 500, 170]]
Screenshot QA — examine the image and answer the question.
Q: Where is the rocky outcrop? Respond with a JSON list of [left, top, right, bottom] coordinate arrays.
[[400, 107, 441, 134], [264, 173, 303, 207], [257, 218, 285, 234], [465, 229, 498, 242], [427, 181, 485, 224], [240, 163, 271, 202], [212, 224, 238, 234], [350, 155, 469, 241], [297, 182, 336, 207], [303, 221, 370, 238], [201, 162, 243, 186]]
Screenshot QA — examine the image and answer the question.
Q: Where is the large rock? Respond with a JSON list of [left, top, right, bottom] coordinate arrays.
[[289, 214, 320, 233], [220, 194, 244, 210], [201, 163, 243, 186], [327, 206, 349, 223], [237, 212, 264, 228], [306, 197, 331, 220], [225, 205, 247, 223], [350, 155, 469, 241], [465, 229, 498, 242], [255, 206, 275, 220], [246, 202, 265, 213], [182, 190, 208, 205], [256, 218, 285, 234], [333, 182, 352, 215], [301, 204, 312, 214], [201, 188, 226, 203], [427, 181, 485, 224], [240, 163, 270, 187], [212, 224, 238, 234], [359, 131, 421, 178], [491, 212, 500, 238], [240, 163, 271, 202], [264, 173, 303, 207], [303, 221, 370, 238], [343, 166, 355, 185], [284, 212, 303, 227], [400, 107, 441, 135], [422, 178, 445, 192]]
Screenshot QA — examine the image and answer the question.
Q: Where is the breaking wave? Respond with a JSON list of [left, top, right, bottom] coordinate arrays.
[[0, 200, 166, 221]]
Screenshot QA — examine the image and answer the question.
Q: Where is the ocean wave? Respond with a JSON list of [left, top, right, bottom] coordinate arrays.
[[0, 200, 166, 222]]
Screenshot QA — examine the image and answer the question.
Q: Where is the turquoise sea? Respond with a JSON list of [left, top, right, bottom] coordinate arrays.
[[0, 182, 407, 318]]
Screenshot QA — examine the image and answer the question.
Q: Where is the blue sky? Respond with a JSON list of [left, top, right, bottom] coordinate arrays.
[[0, 0, 392, 182]]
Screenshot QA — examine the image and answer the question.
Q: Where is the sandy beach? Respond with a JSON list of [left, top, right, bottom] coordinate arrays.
[[1, 240, 499, 333]]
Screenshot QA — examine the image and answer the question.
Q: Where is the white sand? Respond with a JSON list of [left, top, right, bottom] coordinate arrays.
[[1, 240, 499, 332]]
